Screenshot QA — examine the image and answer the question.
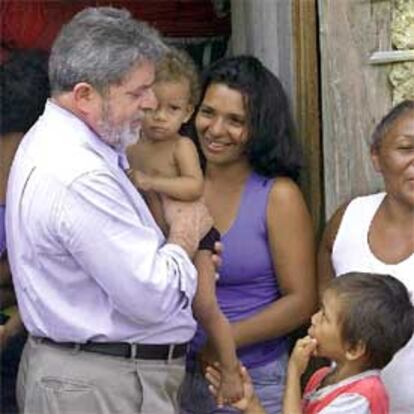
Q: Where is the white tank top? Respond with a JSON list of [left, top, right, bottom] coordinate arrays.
[[332, 192, 414, 414]]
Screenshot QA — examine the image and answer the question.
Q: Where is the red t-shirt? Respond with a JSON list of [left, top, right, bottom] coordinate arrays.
[[303, 367, 388, 414]]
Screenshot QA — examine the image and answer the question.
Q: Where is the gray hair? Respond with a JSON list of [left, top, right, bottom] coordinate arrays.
[[371, 100, 414, 150], [49, 7, 166, 94]]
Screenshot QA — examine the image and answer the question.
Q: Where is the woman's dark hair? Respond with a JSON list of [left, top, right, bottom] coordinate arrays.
[[371, 100, 414, 151], [192, 55, 302, 180], [0, 49, 50, 135]]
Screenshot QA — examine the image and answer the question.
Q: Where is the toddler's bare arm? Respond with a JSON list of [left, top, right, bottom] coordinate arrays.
[[193, 251, 243, 403]]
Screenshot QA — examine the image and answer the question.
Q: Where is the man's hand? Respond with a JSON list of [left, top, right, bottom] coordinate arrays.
[[162, 197, 213, 258]]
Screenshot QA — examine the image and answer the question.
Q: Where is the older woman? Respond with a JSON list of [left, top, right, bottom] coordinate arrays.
[[318, 100, 414, 414], [180, 55, 316, 414]]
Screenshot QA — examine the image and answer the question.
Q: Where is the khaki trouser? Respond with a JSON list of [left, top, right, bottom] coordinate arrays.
[[17, 336, 186, 414]]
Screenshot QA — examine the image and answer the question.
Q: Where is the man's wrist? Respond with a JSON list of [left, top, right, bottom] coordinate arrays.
[[168, 229, 198, 258]]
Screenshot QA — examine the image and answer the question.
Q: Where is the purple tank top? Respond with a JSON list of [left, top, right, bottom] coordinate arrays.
[[0, 204, 6, 257], [190, 173, 288, 368]]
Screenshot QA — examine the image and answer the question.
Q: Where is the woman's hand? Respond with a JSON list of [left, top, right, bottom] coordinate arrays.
[[218, 363, 245, 406], [0, 312, 24, 351], [211, 241, 223, 276], [206, 363, 265, 413], [0, 324, 8, 349]]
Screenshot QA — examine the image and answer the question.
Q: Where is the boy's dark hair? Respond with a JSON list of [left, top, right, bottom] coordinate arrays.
[[156, 47, 200, 107], [329, 272, 414, 369], [0, 49, 50, 135], [195, 55, 302, 181], [371, 100, 414, 151]]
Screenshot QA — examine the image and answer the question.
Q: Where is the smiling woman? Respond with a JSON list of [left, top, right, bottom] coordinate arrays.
[[196, 83, 248, 165], [317, 100, 414, 414], [180, 55, 317, 414]]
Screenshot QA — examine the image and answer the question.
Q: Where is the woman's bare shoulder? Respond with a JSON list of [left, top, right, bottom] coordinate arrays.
[[268, 177, 305, 206]]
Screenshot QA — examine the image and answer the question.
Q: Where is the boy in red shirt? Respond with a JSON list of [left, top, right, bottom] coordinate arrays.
[[207, 272, 414, 414]]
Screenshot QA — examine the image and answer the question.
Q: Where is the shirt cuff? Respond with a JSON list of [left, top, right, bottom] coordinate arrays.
[[162, 243, 198, 302]]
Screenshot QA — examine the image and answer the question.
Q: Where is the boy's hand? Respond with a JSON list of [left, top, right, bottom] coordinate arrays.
[[288, 335, 317, 376]]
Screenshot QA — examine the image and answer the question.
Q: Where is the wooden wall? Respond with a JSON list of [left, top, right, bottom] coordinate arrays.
[[318, 0, 393, 218], [230, 0, 322, 233], [230, 0, 295, 104], [293, 0, 321, 235], [230, 0, 394, 227]]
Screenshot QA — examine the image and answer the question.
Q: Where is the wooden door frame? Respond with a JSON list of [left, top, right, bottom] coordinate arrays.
[[293, 0, 323, 235]]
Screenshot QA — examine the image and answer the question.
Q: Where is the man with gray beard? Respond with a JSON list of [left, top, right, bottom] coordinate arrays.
[[6, 7, 213, 414]]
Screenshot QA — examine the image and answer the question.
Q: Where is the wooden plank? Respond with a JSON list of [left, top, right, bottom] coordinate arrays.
[[231, 0, 324, 233], [370, 50, 414, 64], [293, 0, 323, 236], [230, 0, 295, 106], [318, 0, 392, 218]]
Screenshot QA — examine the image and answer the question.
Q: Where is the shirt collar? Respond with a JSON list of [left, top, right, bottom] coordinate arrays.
[[117, 153, 130, 170], [305, 368, 382, 400]]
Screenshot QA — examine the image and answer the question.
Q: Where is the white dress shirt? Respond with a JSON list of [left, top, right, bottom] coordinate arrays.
[[6, 100, 197, 344]]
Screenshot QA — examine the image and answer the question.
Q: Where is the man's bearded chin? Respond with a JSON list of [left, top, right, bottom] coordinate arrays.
[[97, 117, 141, 151], [96, 100, 141, 151]]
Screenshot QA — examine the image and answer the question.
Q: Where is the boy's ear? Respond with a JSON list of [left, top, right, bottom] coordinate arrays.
[[345, 341, 366, 361]]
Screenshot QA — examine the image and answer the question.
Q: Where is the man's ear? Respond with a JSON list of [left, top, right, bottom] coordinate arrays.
[[72, 82, 100, 116], [345, 341, 366, 361]]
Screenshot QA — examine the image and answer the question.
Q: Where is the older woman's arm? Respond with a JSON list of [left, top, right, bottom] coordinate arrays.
[[231, 178, 316, 348]]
